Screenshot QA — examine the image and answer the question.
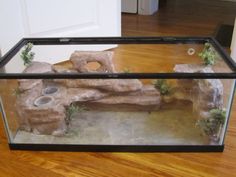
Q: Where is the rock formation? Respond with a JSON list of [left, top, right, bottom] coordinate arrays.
[[15, 51, 161, 136], [70, 51, 116, 73], [18, 61, 53, 92], [52, 65, 77, 74], [16, 82, 43, 132], [86, 85, 161, 111], [16, 62, 66, 135], [56, 79, 143, 93], [66, 88, 108, 103], [15, 52, 224, 138], [174, 64, 223, 119]]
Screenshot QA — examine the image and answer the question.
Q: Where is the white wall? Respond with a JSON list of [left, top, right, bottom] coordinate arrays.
[[0, 0, 121, 56], [0, 0, 25, 55]]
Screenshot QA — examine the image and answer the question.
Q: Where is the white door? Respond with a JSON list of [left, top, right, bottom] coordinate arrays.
[[231, 17, 236, 62], [0, 0, 121, 69]]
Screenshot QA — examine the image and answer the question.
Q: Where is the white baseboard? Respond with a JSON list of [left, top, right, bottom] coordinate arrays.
[[138, 0, 159, 15], [121, 0, 138, 13]]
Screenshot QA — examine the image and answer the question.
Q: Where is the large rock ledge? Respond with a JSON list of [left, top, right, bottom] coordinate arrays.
[[16, 82, 161, 135], [85, 85, 161, 111], [15, 51, 161, 135], [55, 79, 143, 93], [174, 64, 223, 119], [15, 53, 224, 136], [18, 62, 53, 92]]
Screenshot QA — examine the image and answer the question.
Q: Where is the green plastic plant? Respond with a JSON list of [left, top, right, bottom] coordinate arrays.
[[65, 104, 87, 125], [196, 108, 226, 137], [153, 79, 172, 95], [12, 88, 24, 97], [21, 43, 35, 66], [198, 42, 217, 66], [123, 68, 131, 73]]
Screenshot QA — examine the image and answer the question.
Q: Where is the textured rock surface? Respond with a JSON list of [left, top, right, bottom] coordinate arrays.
[[18, 79, 42, 91], [26, 103, 66, 136], [18, 62, 53, 91], [23, 61, 53, 74], [52, 65, 77, 73], [57, 79, 143, 93], [85, 85, 161, 111], [174, 64, 223, 119], [193, 79, 223, 118], [16, 83, 109, 135], [70, 51, 116, 73], [16, 83, 43, 132], [15, 55, 162, 136], [16, 61, 64, 135], [16, 87, 67, 135], [174, 64, 212, 73], [66, 88, 108, 103]]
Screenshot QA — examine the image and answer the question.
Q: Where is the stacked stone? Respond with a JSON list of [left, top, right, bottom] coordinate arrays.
[[16, 52, 161, 136], [173, 64, 223, 119]]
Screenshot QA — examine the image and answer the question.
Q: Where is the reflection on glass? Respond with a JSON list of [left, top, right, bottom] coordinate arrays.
[[1, 42, 233, 74], [0, 40, 234, 148], [0, 76, 234, 145]]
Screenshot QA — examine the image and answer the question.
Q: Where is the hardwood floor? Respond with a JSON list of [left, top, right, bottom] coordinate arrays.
[[122, 0, 236, 36], [1, 0, 236, 176]]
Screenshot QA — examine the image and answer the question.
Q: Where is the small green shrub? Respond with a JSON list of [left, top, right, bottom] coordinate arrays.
[[65, 104, 87, 125], [153, 79, 172, 95], [21, 43, 35, 66], [198, 42, 217, 66], [196, 108, 226, 137], [12, 88, 24, 97], [123, 68, 131, 73]]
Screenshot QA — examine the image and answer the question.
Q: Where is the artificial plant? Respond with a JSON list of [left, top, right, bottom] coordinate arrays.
[[21, 42, 35, 66], [65, 103, 87, 125], [153, 79, 172, 95], [196, 108, 226, 137], [198, 42, 217, 66]]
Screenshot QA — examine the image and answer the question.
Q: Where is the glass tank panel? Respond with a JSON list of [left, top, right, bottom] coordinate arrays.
[[0, 39, 234, 74], [0, 78, 234, 146], [0, 37, 235, 151]]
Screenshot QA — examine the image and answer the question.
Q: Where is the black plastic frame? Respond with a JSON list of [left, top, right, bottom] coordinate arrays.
[[9, 144, 224, 152], [0, 36, 236, 79], [0, 37, 235, 152]]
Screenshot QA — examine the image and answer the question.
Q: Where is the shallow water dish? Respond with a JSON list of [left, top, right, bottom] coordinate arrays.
[[34, 96, 54, 107], [0, 37, 235, 152], [42, 87, 59, 95]]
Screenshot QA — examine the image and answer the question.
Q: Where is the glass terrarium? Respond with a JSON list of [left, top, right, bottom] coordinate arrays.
[[0, 37, 235, 152]]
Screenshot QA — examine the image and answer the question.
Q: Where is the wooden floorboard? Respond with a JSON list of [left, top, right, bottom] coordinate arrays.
[[122, 0, 236, 37], [1, 0, 236, 176]]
